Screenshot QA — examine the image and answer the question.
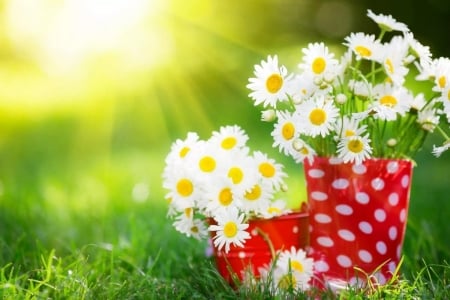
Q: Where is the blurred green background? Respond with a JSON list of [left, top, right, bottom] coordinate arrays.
[[0, 0, 449, 272]]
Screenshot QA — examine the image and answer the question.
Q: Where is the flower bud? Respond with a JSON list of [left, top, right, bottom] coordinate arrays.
[[336, 93, 348, 104], [387, 138, 397, 147], [261, 109, 276, 122]]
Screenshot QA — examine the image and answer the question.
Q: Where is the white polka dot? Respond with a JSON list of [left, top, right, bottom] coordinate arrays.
[[399, 208, 407, 223], [317, 236, 334, 247], [401, 175, 410, 188], [308, 169, 325, 178], [374, 209, 387, 222], [251, 229, 258, 236], [338, 229, 356, 241], [358, 250, 373, 263], [314, 213, 332, 223], [292, 226, 299, 233], [336, 255, 352, 268], [349, 276, 365, 288], [386, 161, 399, 174], [336, 204, 353, 215], [355, 192, 370, 204], [311, 191, 328, 201], [238, 251, 246, 258], [332, 179, 349, 189], [388, 193, 399, 206], [388, 226, 398, 240], [309, 225, 313, 232], [397, 245, 402, 259], [388, 261, 397, 273], [376, 241, 387, 255], [314, 260, 330, 272], [329, 157, 343, 164], [352, 164, 367, 174], [359, 221, 373, 234], [373, 272, 386, 285], [371, 178, 385, 190]]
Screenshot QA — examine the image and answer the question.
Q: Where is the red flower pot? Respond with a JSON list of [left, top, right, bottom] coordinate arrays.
[[303, 157, 413, 290], [210, 210, 309, 283]]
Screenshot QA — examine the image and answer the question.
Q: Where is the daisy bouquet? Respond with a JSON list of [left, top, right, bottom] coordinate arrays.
[[247, 9, 450, 164], [162, 125, 292, 253]]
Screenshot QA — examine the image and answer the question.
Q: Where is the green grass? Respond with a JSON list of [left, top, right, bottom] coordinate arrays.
[[0, 103, 449, 299]]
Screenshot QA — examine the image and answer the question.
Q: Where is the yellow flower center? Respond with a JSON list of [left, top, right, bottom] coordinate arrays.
[[176, 178, 193, 197], [282, 122, 295, 140], [447, 89, 450, 101], [190, 226, 199, 233], [184, 207, 193, 218], [312, 57, 326, 74], [221, 137, 237, 150], [267, 206, 282, 214], [199, 156, 216, 172], [300, 147, 309, 155], [355, 45, 372, 57], [219, 188, 233, 206], [438, 76, 447, 89], [348, 139, 364, 153], [223, 221, 238, 238], [228, 167, 244, 184], [385, 58, 394, 74], [345, 129, 355, 137], [291, 260, 304, 273], [266, 73, 283, 93], [259, 162, 275, 178], [380, 95, 398, 107], [245, 185, 262, 201], [309, 108, 327, 125], [278, 274, 296, 290], [179, 146, 190, 158]]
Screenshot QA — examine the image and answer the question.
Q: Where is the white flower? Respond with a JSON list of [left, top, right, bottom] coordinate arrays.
[[337, 134, 373, 165], [291, 138, 316, 164], [261, 109, 276, 122], [186, 141, 226, 180], [404, 32, 432, 66], [348, 79, 373, 98], [344, 32, 383, 62], [271, 110, 301, 156], [334, 116, 367, 139], [296, 95, 339, 137], [203, 177, 240, 216], [247, 55, 294, 108], [432, 57, 450, 92], [370, 83, 413, 121], [260, 199, 291, 219], [241, 182, 274, 215], [163, 168, 203, 211], [173, 208, 208, 240], [163, 132, 200, 180], [253, 151, 287, 190], [367, 9, 409, 32], [409, 93, 427, 111], [417, 108, 440, 132], [209, 125, 249, 152], [432, 141, 450, 157], [222, 150, 260, 197], [382, 36, 410, 86], [298, 42, 339, 80], [288, 73, 319, 103], [208, 207, 251, 253], [273, 247, 314, 291]]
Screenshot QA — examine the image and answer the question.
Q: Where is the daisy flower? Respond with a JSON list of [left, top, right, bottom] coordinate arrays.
[[271, 110, 301, 156], [370, 83, 413, 121], [186, 141, 226, 180], [404, 32, 432, 66], [273, 247, 314, 291], [247, 55, 294, 108], [208, 207, 251, 253], [409, 92, 427, 111], [382, 36, 410, 86], [163, 132, 200, 179], [348, 79, 373, 98], [344, 32, 383, 62], [417, 108, 439, 132], [334, 116, 368, 139], [163, 168, 203, 211], [367, 9, 409, 32], [296, 95, 339, 137], [209, 125, 249, 153], [298, 42, 339, 80], [173, 208, 208, 240], [288, 73, 319, 103], [337, 134, 373, 165], [432, 141, 450, 157], [241, 182, 274, 215], [222, 150, 260, 197], [260, 199, 292, 219], [432, 57, 450, 92], [253, 150, 287, 190], [203, 176, 240, 215], [291, 138, 316, 164]]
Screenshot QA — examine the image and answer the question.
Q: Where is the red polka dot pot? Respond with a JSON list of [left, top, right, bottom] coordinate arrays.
[[303, 157, 413, 291], [210, 209, 309, 284]]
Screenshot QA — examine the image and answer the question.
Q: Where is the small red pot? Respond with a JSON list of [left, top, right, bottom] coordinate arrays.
[[210, 209, 309, 283]]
